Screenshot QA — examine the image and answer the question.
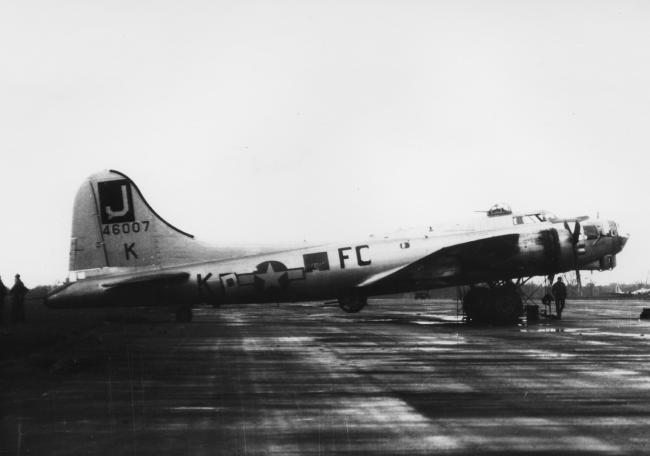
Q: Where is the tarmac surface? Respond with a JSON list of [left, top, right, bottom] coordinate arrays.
[[1, 297, 650, 455]]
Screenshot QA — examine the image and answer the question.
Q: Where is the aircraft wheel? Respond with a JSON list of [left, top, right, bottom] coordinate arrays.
[[175, 306, 193, 322], [338, 295, 367, 313], [492, 288, 523, 324], [463, 287, 493, 323]]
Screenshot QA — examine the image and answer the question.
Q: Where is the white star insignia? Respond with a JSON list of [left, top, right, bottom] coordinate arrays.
[[256, 263, 286, 290]]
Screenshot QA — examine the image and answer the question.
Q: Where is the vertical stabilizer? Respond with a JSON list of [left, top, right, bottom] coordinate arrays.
[[69, 170, 212, 273]]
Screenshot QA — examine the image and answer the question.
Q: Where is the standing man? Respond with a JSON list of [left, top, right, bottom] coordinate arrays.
[[11, 274, 28, 323], [0, 276, 7, 324], [551, 277, 567, 319]]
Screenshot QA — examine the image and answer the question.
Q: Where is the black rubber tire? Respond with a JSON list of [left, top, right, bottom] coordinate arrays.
[[464, 286, 522, 324], [463, 287, 493, 323], [338, 295, 368, 313], [492, 288, 523, 324]]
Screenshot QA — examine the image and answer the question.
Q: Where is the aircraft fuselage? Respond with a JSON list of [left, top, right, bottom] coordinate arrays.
[[46, 218, 626, 309]]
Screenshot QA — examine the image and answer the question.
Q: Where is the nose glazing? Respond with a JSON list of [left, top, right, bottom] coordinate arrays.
[[612, 221, 629, 253]]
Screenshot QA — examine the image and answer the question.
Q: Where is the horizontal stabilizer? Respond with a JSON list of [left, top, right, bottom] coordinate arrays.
[[101, 272, 190, 289]]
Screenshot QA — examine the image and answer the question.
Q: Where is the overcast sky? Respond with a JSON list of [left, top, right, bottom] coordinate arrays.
[[1, 0, 648, 286]]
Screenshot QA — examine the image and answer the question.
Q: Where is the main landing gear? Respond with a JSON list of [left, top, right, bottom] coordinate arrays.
[[463, 282, 523, 324], [338, 294, 368, 313]]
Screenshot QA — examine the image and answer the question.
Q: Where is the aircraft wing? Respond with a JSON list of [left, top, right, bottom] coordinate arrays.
[[356, 233, 521, 294]]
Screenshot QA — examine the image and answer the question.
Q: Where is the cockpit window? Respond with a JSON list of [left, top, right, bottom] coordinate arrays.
[[609, 222, 618, 236]]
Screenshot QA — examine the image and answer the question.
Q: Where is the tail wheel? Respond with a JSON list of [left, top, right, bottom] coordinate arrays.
[[175, 306, 193, 322], [338, 295, 368, 313]]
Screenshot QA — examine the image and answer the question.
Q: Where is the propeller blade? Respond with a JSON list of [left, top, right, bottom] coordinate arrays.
[[575, 270, 582, 296], [564, 221, 581, 245], [572, 221, 581, 244]]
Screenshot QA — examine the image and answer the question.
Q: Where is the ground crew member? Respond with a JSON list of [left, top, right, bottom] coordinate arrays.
[[0, 276, 6, 324], [11, 274, 28, 323], [551, 277, 567, 319]]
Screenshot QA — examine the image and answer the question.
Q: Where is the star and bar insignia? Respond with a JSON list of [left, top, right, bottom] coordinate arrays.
[[237, 261, 305, 292]]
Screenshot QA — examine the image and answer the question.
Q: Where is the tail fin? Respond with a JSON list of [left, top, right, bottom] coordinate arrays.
[[70, 170, 211, 273]]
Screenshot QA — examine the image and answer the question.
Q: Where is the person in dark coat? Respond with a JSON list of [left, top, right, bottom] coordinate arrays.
[[0, 276, 7, 324], [10, 274, 28, 323], [551, 277, 567, 319]]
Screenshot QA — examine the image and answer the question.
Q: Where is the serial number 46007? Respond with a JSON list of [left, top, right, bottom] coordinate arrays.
[[102, 221, 150, 235]]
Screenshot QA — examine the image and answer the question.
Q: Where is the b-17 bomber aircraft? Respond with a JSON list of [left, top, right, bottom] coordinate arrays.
[[46, 170, 629, 323]]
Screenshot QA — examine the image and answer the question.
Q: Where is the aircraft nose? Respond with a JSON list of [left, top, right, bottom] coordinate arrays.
[[614, 223, 629, 253], [618, 233, 629, 250], [607, 220, 628, 250]]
